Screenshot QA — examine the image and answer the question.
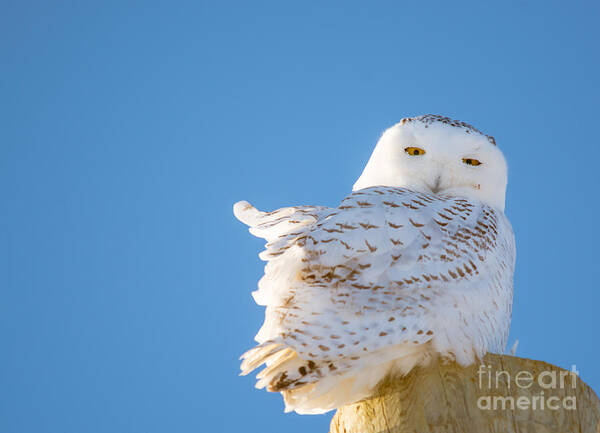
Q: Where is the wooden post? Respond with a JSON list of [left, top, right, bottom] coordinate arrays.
[[330, 354, 600, 433]]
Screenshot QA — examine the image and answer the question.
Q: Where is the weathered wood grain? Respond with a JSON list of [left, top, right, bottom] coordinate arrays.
[[330, 354, 600, 433]]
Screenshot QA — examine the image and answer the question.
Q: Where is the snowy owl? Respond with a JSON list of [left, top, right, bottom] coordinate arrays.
[[234, 114, 515, 414]]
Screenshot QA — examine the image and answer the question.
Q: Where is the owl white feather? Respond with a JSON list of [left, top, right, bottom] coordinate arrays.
[[234, 115, 515, 414]]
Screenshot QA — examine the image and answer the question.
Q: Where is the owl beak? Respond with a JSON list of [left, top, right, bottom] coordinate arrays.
[[428, 175, 442, 194]]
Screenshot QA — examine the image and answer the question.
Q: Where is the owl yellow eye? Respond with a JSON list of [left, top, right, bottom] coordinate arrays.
[[404, 147, 426, 156], [462, 158, 482, 166]]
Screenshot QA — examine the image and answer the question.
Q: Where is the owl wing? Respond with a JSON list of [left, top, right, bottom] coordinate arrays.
[[234, 186, 515, 401]]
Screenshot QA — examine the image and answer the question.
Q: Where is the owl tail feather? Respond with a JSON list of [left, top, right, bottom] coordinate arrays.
[[240, 341, 308, 389], [240, 342, 328, 398], [240, 342, 287, 376]]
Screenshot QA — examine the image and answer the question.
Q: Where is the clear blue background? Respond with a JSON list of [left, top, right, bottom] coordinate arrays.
[[2, 1, 599, 432]]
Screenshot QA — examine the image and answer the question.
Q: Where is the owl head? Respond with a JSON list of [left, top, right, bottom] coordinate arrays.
[[353, 115, 508, 211]]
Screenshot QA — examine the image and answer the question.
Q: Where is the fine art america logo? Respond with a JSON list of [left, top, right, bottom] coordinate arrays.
[[476, 364, 579, 411]]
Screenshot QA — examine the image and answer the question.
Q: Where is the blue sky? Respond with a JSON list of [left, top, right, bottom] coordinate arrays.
[[2, 1, 599, 432]]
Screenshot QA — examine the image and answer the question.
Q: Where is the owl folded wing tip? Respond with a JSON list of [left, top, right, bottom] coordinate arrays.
[[233, 200, 263, 226]]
